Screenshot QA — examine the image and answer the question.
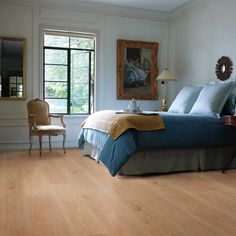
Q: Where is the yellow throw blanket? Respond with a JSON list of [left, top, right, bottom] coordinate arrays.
[[82, 110, 165, 140]]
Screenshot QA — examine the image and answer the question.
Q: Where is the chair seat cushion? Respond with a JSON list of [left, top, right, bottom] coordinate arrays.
[[32, 125, 66, 135], [36, 125, 65, 130]]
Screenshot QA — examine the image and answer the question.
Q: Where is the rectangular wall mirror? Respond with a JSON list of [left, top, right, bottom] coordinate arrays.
[[0, 37, 26, 99]]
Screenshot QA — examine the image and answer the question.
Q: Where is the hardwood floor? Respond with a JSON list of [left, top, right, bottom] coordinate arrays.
[[0, 149, 236, 236]]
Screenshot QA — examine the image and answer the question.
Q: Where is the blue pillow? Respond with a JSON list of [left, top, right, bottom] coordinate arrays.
[[168, 85, 202, 114], [221, 93, 236, 115], [189, 82, 235, 117]]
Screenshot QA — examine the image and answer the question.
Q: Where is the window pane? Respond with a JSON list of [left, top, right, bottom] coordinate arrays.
[[45, 82, 67, 98], [91, 52, 95, 81], [70, 37, 94, 50], [70, 50, 90, 114], [44, 35, 69, 48], [71, 51, 89, 67], [71, 51, 89, 83], [71, 84, 89, 114], [45, 49, 67, 65], [72, 83, 89, 99], [71, 67, 89, 83], [71, 98, 88, 114], [45, 65, 67, 81], [46, 99, 67, 113]]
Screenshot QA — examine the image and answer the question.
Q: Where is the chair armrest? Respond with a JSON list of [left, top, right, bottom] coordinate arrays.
[[50, 114, 66, 128]]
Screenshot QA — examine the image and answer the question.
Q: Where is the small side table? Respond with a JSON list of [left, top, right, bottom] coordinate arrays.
[[223, 115, 236, 173]]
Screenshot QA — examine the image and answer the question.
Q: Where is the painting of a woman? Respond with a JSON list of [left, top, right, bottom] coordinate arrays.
[[117, 39, 158, 100]]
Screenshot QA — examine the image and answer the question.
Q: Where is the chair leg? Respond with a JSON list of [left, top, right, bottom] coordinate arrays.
[[39, 136, 42, 156], [49, 136, 52, 152], [29, 135, 32, 154], [63, 134, 66, 154]]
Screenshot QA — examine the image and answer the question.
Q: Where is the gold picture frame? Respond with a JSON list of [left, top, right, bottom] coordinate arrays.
[[117, 39, 158, 100]]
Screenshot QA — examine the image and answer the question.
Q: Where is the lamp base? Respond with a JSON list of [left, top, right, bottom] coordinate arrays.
[[160, 105, 168, 112], [160, 97, 168, 111]]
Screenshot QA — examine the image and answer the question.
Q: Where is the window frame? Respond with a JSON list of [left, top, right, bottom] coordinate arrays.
[[41, 28, 96, 115]]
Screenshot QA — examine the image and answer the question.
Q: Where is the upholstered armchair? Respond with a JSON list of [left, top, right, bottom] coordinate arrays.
[[27, 98, 66, 156]]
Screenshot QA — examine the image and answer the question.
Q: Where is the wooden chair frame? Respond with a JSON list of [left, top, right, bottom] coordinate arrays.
[[27, 98, 66, 156]]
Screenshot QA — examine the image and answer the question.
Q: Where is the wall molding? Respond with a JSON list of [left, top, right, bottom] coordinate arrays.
[[0, 0, 215, 23], [0, 0, 168, 22], [0, 115, 85, 150], [40, 7, 101, 24], [0, 118, 28, 127]]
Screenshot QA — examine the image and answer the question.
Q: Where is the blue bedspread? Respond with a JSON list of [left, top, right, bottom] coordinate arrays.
[[78, 112, 231, 176]]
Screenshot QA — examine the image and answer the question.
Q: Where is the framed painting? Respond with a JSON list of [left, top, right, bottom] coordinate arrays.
[[117, 39, 159, 100]]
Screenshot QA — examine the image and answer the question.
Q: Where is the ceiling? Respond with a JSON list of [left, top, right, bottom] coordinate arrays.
[[59, 0, 192, 12]]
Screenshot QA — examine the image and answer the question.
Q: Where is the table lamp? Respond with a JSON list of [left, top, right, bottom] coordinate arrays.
[[156, 69, 176, 111]]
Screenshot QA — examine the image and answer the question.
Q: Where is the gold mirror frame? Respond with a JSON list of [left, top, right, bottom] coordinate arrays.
[[0, 37, 26, 100], [215, 56, 233, 81]]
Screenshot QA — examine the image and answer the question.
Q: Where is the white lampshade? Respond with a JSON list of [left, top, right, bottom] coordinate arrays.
[[156, 69, 176, 81]]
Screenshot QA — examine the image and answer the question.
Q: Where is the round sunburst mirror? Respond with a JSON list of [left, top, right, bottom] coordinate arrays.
[[215, 56, 233, 81]]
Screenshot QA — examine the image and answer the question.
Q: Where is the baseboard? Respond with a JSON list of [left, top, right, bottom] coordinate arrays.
[[0, 140, 78, 151]]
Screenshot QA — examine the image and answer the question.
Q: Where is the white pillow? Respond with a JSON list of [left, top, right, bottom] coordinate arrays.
[[168, 85, 203, 114], [189, 82, 235, 117]]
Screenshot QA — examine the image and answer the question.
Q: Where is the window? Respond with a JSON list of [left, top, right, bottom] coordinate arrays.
[[43, 30, 95, 114]]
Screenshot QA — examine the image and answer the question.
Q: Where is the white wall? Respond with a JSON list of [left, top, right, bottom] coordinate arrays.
[[169, 0, 236, 98], [100, 16, 167, 111], [0, 1, 168, 150], [0, 3, 33, 149]]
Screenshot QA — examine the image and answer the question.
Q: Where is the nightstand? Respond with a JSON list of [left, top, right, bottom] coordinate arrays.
[[223, 115, 236, 173]]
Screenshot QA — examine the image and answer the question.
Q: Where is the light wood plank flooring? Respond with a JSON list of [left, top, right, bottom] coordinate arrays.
[[0, 149, 236, 236]]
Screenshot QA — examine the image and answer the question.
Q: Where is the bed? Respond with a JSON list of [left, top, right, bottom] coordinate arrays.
[[78, 82, 236, 176]]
